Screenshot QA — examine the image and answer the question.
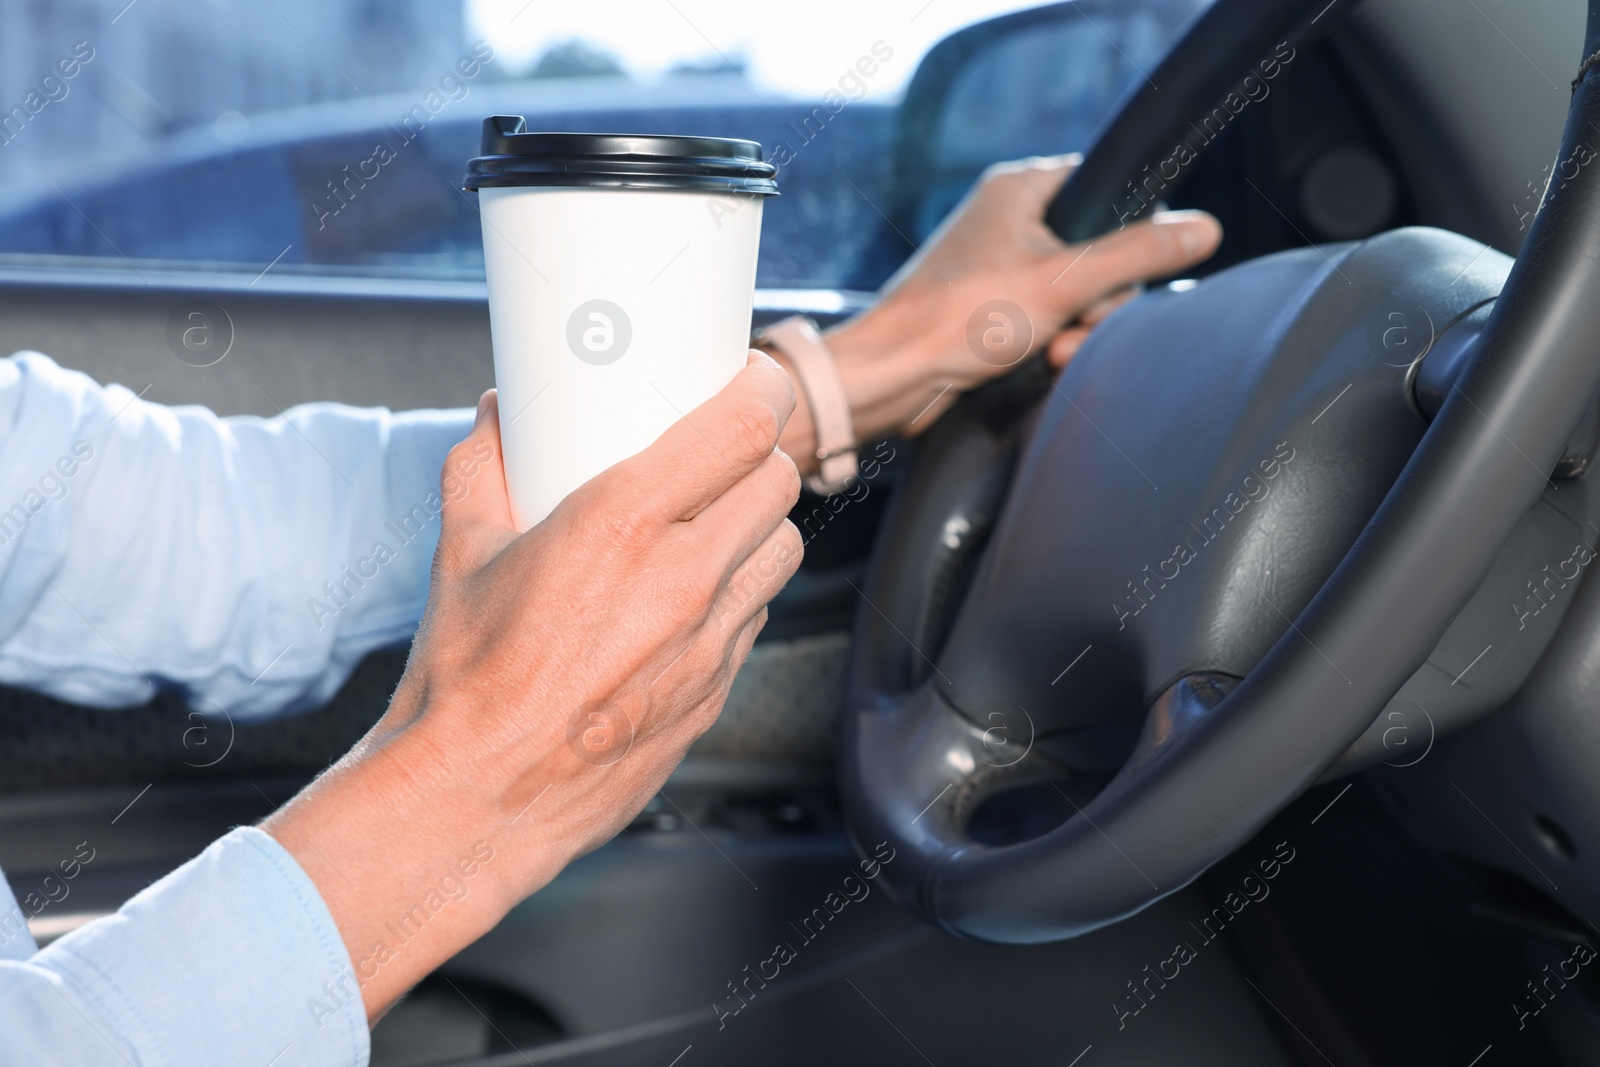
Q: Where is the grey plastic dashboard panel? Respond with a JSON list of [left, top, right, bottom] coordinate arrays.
[[0, 264, 868, 417]]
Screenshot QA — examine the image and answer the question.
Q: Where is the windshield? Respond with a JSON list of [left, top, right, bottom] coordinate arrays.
[[0, 0, 1191, 290]]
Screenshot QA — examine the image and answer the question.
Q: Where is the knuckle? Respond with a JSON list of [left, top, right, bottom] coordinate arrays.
[[731, 403, 781, 459], [766, 356, 798, 415], [775, 520, 804, 574], [751, 521, 803, 590], [685, 699, 726, 741], [589, 496, 656, 549], [745, 605, 772, 650], [440, 446, 472, 495], [443, 437, 474, 469], [432, 526, 476, 580], [767, 450, 802, 512], [659, 565, 722, 626], [746, 351, 794, 405]]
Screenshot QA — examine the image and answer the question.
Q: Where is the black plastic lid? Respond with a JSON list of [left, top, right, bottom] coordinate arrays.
[[463, 116, 779, 196]]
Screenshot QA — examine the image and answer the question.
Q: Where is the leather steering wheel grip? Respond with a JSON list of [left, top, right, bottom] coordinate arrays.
[[1045, 0, 1357, 243], [841, 0, 1600, 941]]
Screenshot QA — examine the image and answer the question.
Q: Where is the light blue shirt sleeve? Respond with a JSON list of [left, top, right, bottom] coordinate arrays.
[[0, 350, 475, 719], [0, 352, 480, 1064], [0, 827, 370, 1066]]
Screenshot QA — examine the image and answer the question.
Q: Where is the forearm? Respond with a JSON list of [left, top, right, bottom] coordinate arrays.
[[261, 686, 515, 1020], [263, 631, 723, 1023], [263, 590, 729, 1024], [0, 351, 473, 718]]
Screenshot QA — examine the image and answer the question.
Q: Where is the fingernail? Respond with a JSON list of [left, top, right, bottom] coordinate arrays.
[[475, 389, 495, 425], [1154, 211, 1217, 256]]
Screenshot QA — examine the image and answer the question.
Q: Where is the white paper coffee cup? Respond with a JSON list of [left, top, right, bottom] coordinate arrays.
[[466, 119, 779, 530]]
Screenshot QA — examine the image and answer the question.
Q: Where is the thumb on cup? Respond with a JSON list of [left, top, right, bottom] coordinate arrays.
[[440, 389, 514, 533]]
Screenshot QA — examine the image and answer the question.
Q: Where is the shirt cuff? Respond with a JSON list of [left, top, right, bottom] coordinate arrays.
[[27, 826, 369, 1066]]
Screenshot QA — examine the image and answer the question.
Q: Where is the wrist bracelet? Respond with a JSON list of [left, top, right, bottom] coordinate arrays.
[[757, 315, 859, 495]]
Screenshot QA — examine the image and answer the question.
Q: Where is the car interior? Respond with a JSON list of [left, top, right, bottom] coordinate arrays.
[[5, 0, 1600, 1063]]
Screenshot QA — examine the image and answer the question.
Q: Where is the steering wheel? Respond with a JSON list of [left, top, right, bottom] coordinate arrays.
[[840, 0, 1600, 941]]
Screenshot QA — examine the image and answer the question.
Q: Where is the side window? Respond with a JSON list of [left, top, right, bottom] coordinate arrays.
[[910, 6, 1194, 241], [0, 1, 1195, 291]]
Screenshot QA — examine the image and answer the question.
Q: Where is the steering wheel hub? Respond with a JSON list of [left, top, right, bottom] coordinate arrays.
[[942, 229, 1502, 736], [844, 228, 1510, 941]]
